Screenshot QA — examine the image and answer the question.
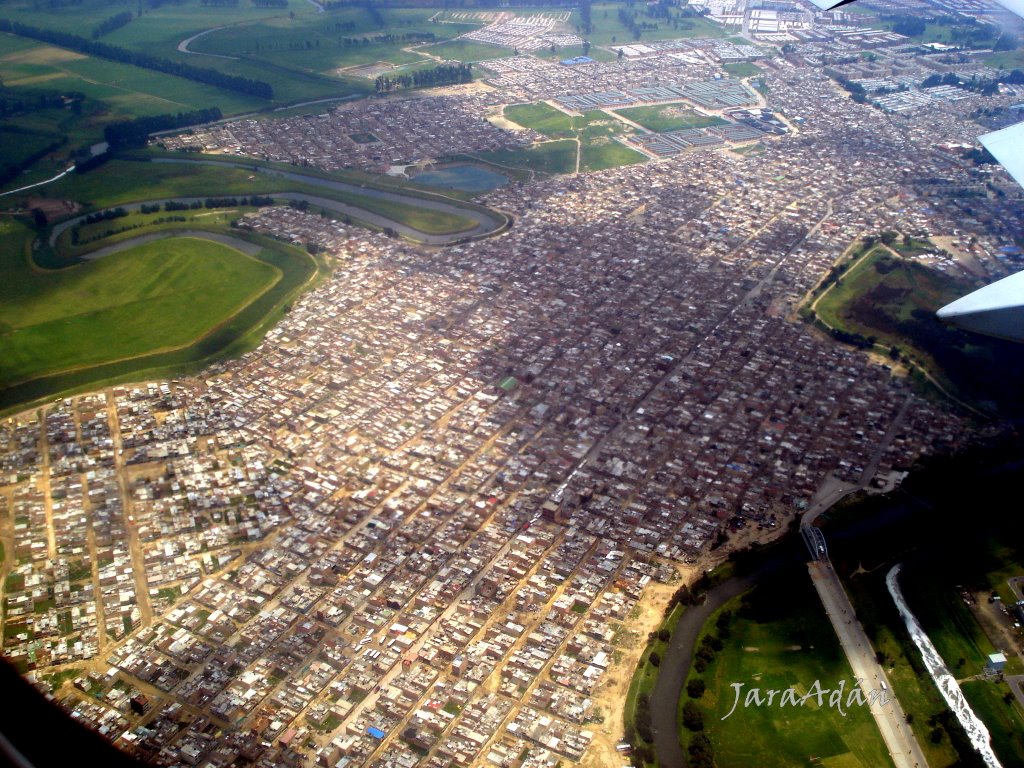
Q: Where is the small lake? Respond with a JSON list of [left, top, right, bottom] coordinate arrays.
[[412, 164, 508, 194]]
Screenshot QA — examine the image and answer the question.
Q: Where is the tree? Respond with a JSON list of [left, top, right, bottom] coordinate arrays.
[[648, 651, 661, 667], [682, 701, 704, 731], [617, 47, 624, 59], [687, 678, 706, 699]]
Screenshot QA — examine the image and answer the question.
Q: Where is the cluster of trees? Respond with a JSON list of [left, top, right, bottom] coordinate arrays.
[[884, 12, 1003, 48], [994, 31, 1018, 51], [579, 0, 592, 34], [923, 68, 1024, 97], [617, 8, 660, 40], [374, 62, 472, 92], [104, 107, 223, 149], [890, 15, 927, 37], [0, 20, 274, 99], [91, 10, 132, 39], [74, 150, 111, 174], [0, 87, 84, 118], [252, 0, 288, 6]]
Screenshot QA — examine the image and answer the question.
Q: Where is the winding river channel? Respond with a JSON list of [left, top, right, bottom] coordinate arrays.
[[887, 564, 1003, 768], [150, 157, 508, 244]]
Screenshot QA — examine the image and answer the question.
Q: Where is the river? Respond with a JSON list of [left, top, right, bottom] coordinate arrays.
[[149, 157, 507, 244], [887, 564, 1002, 768], [648, 547, 792, 768]]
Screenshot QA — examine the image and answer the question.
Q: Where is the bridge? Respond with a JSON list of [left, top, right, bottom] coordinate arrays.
[[801, 524, 828, 562]]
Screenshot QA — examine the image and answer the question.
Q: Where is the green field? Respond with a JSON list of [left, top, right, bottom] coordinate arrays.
[[0, 234, 278, 389], [577, 2, 728, 45], [419, 38, 514, 63], [0, 35, 262, 115], [500, 104, 643, 173], [615, 103, 727, 132], [504, 102, 575, 137], [869, 19, 998, 48], [723, 61, 762, 78], [986, 50, 1024, 70], [580, 138, 645, 171], [187, 7, 466, 78], [681, 567, 894, 768], [809, 246, 1024, 418], [470, 140, 578, 176]]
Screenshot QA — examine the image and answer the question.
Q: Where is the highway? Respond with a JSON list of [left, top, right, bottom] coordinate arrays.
[[808, 559, 930, 768]]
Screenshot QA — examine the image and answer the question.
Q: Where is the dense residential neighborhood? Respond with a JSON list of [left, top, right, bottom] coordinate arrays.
[[3, 0, 1024, 765]]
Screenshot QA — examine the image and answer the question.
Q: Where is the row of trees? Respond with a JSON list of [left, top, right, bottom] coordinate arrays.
[[104, 107, 223, 149], [374, 62, 472, 93], [256, 31, 435, 52], [0, 20, 274, 99], [163, 196, 274, 210], [91, 10, 132, 39], [0, 135, 67, 189]]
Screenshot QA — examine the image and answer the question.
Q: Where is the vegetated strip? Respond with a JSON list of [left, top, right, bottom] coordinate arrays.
[[0, 229, 318, 418], [0, 20, 273, 99]]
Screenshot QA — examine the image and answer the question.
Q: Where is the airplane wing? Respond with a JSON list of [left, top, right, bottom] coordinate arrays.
[[937, 271, 1024, 342], [979, 122, 1024, 190]]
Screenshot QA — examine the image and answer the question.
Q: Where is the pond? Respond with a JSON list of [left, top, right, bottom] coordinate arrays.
[[412, 163, 508, 194]]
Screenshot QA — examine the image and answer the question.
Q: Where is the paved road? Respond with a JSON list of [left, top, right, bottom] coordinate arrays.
[[808, 560, 929, 768]]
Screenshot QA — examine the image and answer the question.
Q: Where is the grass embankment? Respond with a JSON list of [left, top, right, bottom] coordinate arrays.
[[1, 235, 279, 390], [679, 566, 894, 768], [804, 239, 1024, 419], [0, 216, 319, 417], [8, 157, 491, 240], [623, 602, 684, 766]]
